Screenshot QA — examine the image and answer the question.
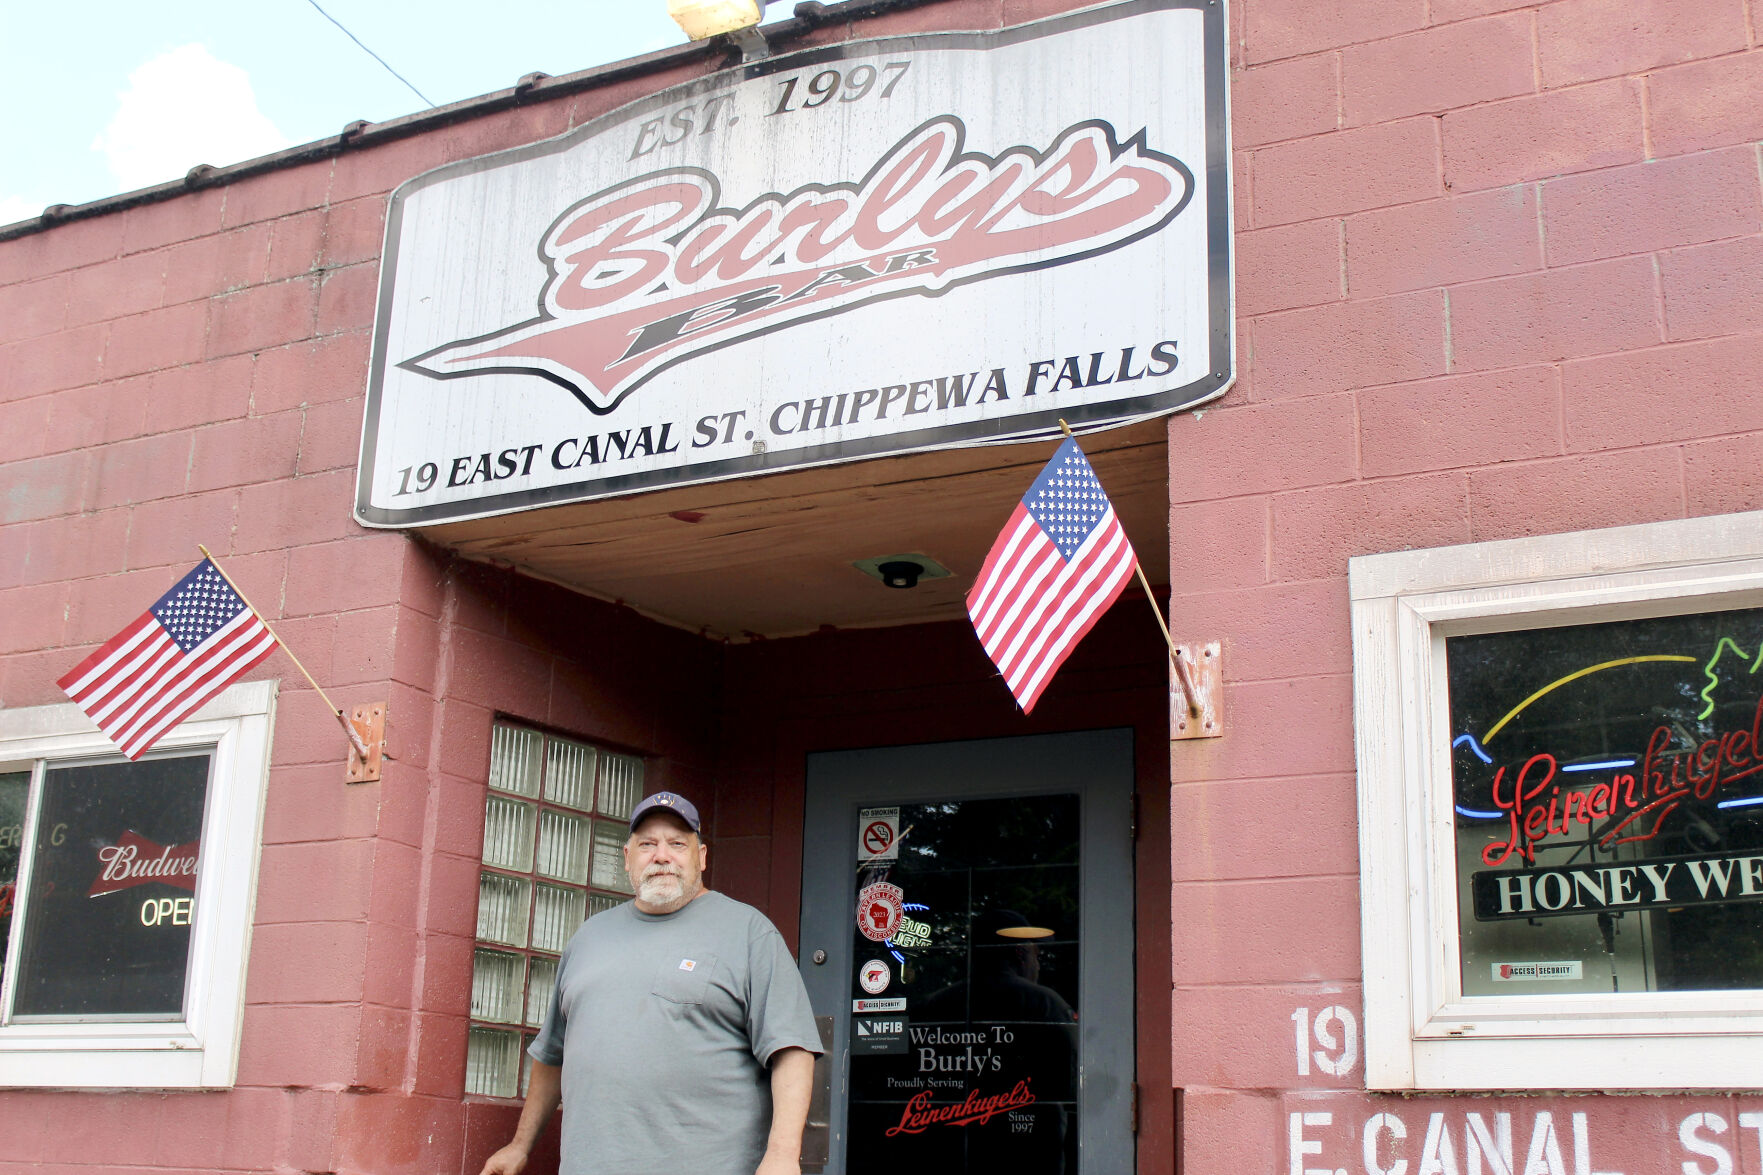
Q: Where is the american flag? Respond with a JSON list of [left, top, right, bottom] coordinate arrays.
[[967, 437, 1137, 713], [58, 559, 279, 759]]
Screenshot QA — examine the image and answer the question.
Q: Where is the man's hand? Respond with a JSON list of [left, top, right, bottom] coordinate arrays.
[[754, 1151, 801, 1175], [479, 1142, 531, 1175], [478, 1060, 562, 1175]]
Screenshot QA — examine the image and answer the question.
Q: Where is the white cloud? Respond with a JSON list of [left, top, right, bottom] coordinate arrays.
[[92, 44, 290, 192], [0, 195, 43, 226]]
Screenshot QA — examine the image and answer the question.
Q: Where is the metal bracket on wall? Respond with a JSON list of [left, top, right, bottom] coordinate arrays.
[[1170, 642, 1222, 740], [345, 702, 387, 783]]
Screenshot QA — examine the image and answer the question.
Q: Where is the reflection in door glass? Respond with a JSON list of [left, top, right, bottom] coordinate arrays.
[[848, 794, 1080, 1174]]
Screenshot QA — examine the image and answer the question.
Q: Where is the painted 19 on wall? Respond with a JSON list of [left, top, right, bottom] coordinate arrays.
[[1280, 1004, 1761, 1174]]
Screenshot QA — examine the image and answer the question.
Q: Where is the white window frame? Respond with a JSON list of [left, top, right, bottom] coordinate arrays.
[[0, 679, 275, 1088], [1351, 510, 1763, 1090]]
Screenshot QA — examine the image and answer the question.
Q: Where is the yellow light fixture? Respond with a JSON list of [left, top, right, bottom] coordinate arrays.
[[668, 0, 765, 40], [995, 925, 1055, 940]]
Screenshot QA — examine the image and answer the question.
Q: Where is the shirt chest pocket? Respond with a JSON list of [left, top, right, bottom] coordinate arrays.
[[650, 952, 718, 1006]]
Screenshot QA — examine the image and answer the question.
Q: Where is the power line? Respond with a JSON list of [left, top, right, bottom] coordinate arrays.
[[302, 0, 436, 109]]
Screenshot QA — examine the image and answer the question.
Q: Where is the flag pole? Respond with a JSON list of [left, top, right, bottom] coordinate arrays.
[[197, 545, 371, 759], [1055, 421, 1201, 719]]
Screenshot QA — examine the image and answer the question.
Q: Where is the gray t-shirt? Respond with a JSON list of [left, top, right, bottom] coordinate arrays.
[[529, 890, 823, 1175]]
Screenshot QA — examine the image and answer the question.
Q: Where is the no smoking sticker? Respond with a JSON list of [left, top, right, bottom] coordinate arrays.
[[859, 806, 900, 862]]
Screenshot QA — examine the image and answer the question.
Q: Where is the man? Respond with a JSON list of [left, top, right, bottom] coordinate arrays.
[[479, 791, 822, 1175]]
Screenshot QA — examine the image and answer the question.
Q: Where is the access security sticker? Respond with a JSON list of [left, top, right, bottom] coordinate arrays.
[[853, 997, 906, 1012]]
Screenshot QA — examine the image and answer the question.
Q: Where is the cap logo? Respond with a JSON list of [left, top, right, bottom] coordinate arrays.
[[631, 791, 700, 833]]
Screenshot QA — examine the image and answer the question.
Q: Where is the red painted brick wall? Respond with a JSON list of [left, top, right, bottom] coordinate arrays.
[[1174, 1, 1763, 1171], [0, 5, 1171, 1173], [0, 65, 737, 1175], [7, 0, 1763, 1172]]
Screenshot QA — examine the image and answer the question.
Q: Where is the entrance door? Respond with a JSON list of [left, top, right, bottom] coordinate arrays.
[[800, 730, 1135, 1175]]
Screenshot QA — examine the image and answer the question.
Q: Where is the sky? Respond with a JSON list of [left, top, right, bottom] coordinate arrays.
[[0, 0, 789, 225]]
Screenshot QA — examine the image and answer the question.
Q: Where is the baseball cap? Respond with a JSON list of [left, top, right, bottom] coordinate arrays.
[[628, 791, 702, 834]]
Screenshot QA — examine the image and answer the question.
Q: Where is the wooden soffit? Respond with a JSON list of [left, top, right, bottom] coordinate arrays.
[[419, 419, 1170, 639]]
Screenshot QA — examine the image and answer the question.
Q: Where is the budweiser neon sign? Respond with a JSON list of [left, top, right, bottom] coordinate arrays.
[[406, 117, 1193, 414], [88, 830, 199, 896]]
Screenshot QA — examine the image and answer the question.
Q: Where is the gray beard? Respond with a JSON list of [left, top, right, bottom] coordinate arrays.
[[636, 870, 693, 912]]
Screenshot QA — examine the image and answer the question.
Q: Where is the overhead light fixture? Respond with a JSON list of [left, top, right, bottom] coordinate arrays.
[[878, 561, 924, 589], [995, 925, 1055, 940], [668, 0, 766, 40], [851, 553, 954, 590]]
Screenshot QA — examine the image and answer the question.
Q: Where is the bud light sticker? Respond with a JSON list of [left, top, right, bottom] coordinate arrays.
[[858, 881, 905, 942], [358, 0, 1230, 526]]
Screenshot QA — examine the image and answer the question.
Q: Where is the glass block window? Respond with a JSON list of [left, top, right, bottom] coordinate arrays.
[[464, 722, 646, 1097]]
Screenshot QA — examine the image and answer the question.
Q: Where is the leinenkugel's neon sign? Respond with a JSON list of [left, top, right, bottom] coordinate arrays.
[[1477, 692, 1763, 868], [357, 0, 1230, 526], [1458, 621, 1763, 921]]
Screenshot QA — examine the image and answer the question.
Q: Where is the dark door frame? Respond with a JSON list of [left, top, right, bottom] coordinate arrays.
[[800, 729, 1137, 1174]]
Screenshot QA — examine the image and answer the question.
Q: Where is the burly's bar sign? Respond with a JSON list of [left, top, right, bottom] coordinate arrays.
[[356, 0, 1231, 526]]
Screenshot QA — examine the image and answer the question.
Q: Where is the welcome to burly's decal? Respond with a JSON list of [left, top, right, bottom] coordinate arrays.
[[357, 0, 1230, 526]]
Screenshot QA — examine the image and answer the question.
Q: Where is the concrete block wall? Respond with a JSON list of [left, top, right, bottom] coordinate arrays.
[[317, 552, 724, 1175], [0, 73, 730, 1175], [1, 6, 1128, 1171], [9, 0, 1761, 1171], [1170, 1, 1763, 1170]]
